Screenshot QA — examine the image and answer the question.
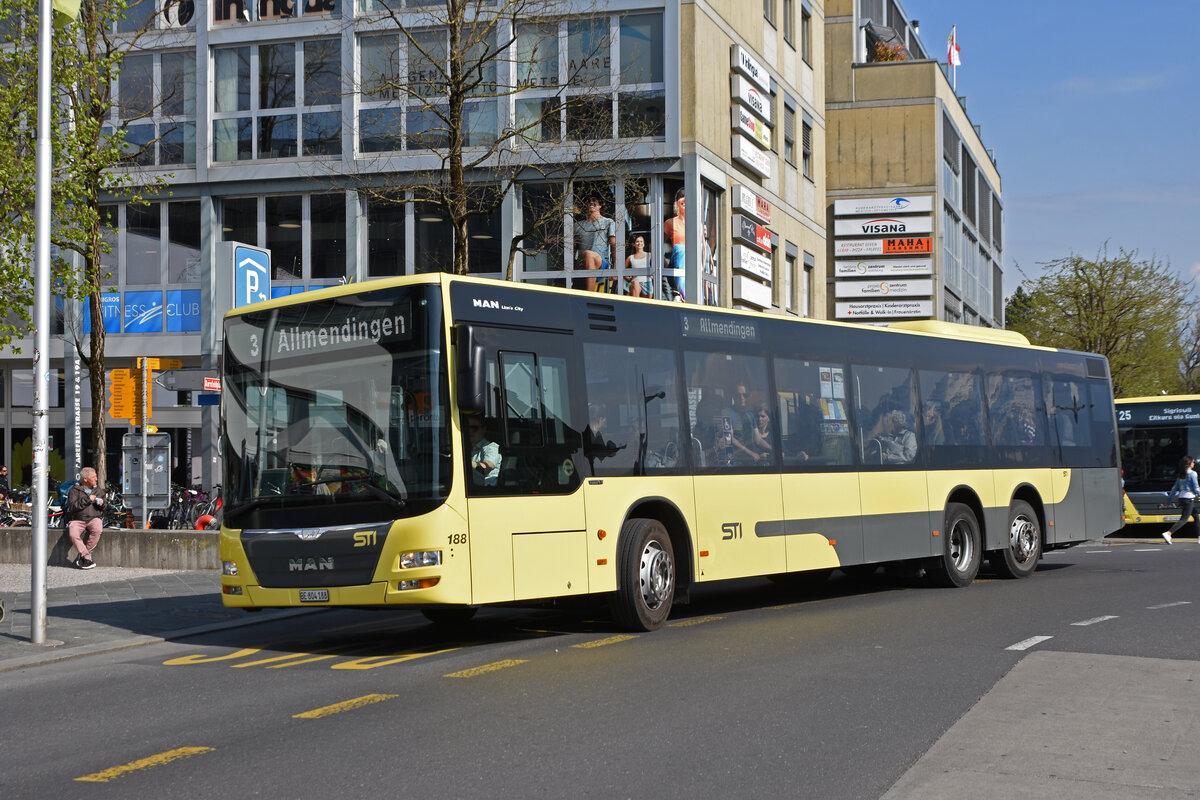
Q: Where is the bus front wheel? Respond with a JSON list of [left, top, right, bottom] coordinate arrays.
[[928, 503, 981, 588], [988, 500, 1041, 579], [611, 518, 675, 631]]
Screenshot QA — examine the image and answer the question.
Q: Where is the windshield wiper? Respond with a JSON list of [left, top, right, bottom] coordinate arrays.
[[291, 473, 407, 510], [225, 493, 295, 517]]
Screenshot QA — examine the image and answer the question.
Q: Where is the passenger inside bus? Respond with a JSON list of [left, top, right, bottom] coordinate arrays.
[[868, 409, 917, 464], [583, 402, 626, 472]]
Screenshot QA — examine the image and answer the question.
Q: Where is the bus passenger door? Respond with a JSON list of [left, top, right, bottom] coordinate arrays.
[[463, 328, 588, 604]]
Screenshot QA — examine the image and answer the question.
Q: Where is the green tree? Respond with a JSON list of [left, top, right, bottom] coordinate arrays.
[[0, 0, 171, 486], [1004, 246, 1188, 398]]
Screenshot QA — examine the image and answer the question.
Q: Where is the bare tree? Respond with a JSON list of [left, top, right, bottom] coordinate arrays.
[[347, 0, 665, 280]]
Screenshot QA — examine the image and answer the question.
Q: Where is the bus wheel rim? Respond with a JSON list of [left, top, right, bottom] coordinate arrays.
[[1009, 515, 1037, 564], [949, 519, 972, 571], [640, 541, 673, 611]]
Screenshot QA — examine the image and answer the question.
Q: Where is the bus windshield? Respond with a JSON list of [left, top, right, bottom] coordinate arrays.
[[222, 284, 450, 528]]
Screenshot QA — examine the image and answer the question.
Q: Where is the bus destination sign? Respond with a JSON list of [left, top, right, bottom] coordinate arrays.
[[1119, 403, 1200, 426], [681, 313, 760, 343]]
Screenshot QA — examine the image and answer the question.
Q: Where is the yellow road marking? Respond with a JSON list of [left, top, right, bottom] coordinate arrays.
[[331, 646, 460, 670], [444, 659, 528, 678], [293, 693, 398, 719], [163, 648, 263, 665], [267, 654, 340, 668], [233, 650, 341, 668], [572, 634, 638, 648], [75, 747, 214, 782], [668, 616, 724, 627]]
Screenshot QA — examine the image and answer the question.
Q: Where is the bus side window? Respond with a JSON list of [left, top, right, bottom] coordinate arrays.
[[772, 358, 852, 467]]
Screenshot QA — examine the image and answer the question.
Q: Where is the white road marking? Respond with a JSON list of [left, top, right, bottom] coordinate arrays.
[[1133, 548, 1161, 552], [1147, 601, 1192, 610], [1083, 550, 1110, 554], [1071, 615, 1118, 626], [1006, 635, 1053, 651]]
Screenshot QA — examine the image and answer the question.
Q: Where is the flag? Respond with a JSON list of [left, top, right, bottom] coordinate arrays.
[[947, 26, 962, 67], [52, 0, 81, 22]]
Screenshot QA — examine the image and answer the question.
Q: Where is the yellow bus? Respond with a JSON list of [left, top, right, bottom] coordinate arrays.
[[218, 274, 1123, 630], [1116, 395, 1200, 526]]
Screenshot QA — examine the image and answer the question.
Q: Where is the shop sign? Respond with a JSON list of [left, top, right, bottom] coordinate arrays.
[[731, 214, 774, 252], [835, 300, 934, 319], [730, 74, 773, 125], [733, 275, 772, 310], [833, 216, 933, 236], [835, 279, 934, 298], [732, 244, 772, 281], [834, 258, 933, 277], [165, 289, 202, 332], [730, 44, 772, 92], [732, 107, 771, 149], [833, 195, 934, 216], [731, 135, 771, 179], [83, 291, 123, 333], [124, 291, 164, 333], [732, 184, 772, 225]]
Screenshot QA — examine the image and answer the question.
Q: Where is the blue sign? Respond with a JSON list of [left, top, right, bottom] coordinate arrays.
[[124, 291, 164, 333], [197, 393, 220, 406], [165, 289, 202, 332], [271, 285, 302, 299], [83, 292, 123, 333], [234, 245, 271, 307]]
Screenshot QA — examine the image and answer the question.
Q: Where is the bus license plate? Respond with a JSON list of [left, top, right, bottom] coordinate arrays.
[[299, 590, 329, 602], [1164, 516, 1180, 522]]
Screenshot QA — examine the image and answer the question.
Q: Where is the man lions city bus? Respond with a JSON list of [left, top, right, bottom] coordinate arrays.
[[1116, 395, 1200, 527], [219, 275, 1123, 630]]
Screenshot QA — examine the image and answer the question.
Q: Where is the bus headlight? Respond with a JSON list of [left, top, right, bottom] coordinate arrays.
[[397, 577, 440, 590], [400, 550, 442, 569], [222, 561, 239, 576]]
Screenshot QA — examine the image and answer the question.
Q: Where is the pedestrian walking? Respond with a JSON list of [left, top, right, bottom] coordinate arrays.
[[66, 467, 105, 568], [1162, 455, 1200, 544]]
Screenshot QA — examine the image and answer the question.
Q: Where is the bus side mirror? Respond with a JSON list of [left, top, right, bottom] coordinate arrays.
[[454, 324, 486, 414]]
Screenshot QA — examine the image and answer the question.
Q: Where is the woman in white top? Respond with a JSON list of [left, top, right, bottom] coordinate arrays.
[[624, 235, 652, 298], [1164, 455, 1200, 543]]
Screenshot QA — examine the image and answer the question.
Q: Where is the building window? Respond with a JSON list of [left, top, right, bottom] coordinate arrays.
[[802, 251, 814, 317], [216, 0, 338, 24], [785, 251, 796, 312], [801, 119, 813, 179], [764, 0, 775, 25], [801, 6, 812, 65], [213, 39, 341, 162], [783, 104, 796, 166], [220, 194, 348, 285], [367, 196, 406, 278], [784, 0, 794, 46], [113, 50, 196, 167]]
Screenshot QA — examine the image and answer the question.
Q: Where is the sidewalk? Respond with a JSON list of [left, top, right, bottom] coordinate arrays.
[[0, 564, 310, 672]]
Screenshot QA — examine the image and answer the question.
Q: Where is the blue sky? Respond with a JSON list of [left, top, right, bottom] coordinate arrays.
[[904, 0, 1199, 297]]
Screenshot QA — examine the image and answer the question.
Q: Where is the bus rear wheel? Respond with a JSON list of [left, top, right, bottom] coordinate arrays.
[[611, 518, 675, 631], [989, 500, 1041, 579], [928, 502, 981, 588]]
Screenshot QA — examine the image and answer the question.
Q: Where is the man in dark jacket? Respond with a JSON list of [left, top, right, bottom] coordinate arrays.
[[0, 465, 10, 503], [66, 467, 105, 569]]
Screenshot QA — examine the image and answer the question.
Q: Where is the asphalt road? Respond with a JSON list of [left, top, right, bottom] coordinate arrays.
[[2, 539, 1198, 799]]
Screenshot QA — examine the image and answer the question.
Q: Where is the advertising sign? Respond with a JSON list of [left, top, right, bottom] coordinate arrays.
[[165, 289, 202, 332], [123, 291, 164, 333], [83, 292, 123, 334], [833, 195, 934, 216], [732, 107, 771, 149], [731, 214, 775, 252], [731, 135, 772, 179], [731, 184, 772, 225], [837, 238, 933, 256], [732, 244, 772, 282], [835, 300, 934, 319], [834, 258, 933, 277], [835, 279, 934, 298], [730, 74, 773, 125], [833, 216, 934, 236], [733, 275, 772, 310], [730, 44, 771, 92]]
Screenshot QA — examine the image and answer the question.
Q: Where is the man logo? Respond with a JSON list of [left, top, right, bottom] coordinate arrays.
[[472, 298, 500, 309], [289, 557, 334, 572], [721, 522, 742, 540]]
